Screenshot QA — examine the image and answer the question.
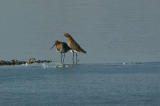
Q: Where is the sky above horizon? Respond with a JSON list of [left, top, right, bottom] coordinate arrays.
[[0, 0, 160, 63]]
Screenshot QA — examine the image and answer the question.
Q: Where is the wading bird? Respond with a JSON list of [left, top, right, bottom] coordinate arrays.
[[64, 33, 86, 64], [50, 40, 70, 63]]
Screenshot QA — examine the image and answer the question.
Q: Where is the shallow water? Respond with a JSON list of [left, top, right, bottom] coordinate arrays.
[[0, 62, 160, 106]]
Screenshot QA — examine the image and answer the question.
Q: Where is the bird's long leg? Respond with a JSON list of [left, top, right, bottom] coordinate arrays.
[[76, 53, 78, 64], [61, 53, 63, 64], [60, 52, 62, 63], [72, 51, 75, 64], [63, 53, 65, 64]]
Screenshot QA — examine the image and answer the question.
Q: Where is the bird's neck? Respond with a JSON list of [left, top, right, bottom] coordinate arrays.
[[68, 37, 74, 42]]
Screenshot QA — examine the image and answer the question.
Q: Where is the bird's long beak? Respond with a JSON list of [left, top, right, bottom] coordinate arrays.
[[50, 44, 55, 50]]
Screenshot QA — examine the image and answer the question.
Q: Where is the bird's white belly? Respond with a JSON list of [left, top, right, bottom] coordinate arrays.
[[70, 50, 78, 53], [56, 49, 59, 52]]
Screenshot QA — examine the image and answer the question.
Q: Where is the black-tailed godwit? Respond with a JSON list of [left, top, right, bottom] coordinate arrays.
[[50, 40, 70, 63], [64, 33, 86, 64]]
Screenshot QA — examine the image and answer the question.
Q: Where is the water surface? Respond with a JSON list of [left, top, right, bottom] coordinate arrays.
[[0, 62, 159, 106]]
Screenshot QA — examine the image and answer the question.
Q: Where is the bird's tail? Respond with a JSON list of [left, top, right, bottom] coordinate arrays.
[[80, 49, 87, 54]]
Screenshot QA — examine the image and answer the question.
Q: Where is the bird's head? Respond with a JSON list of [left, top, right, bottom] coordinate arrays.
[[64, 33, 71, 38], [50, 40, 59, 49]]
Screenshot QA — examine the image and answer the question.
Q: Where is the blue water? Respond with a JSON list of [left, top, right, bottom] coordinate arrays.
[[0, 62, 160, 106]]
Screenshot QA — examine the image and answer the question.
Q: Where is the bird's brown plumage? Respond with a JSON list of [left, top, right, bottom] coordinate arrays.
[[51, 40, 70, 63], [52, 40, 70, 53], [64, 33, 86, 54]]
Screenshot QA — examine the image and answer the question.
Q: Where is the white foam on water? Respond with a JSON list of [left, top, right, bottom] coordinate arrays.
[[41, 63, 48, 69], [122, 62, 126, 65], [19, 62, 74, 69], [50, 62, 74, 68], [21, 63, 28, 67]]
